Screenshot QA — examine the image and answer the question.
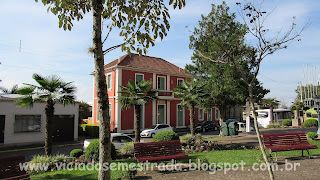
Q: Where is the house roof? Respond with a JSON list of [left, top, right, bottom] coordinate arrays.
[[0, 94, 22, 100], [104, 54, 190, 76]]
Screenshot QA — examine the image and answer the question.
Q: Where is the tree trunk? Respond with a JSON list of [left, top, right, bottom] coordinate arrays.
[[270, 105, 274, 124], [134, 105, 141, 142], [45, 99, 55, 156], [218, 106, 225, 136], [92, 0, 111, 179], [295, 109, 299, 124], [189, 102, 195, 136], [249, 84, 275, 180]]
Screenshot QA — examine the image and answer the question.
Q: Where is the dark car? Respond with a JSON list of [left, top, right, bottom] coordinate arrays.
[[195, 121, 219, 132]]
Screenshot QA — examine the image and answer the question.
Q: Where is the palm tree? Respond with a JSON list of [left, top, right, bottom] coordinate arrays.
[[173, 80, 206, 136], [16, 73, 76, 156], [0, 84, 19, 94], [291, 101, 304, 124], [118, 80, 157, 142], [263, 98, 280, 124]]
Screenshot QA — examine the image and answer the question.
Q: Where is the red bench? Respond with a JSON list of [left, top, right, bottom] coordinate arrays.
[[134, 140, 188, 163], [262, 132, 318, 161], [0, 155, 30, 180]]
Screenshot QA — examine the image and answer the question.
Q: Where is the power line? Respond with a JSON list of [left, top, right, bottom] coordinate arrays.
[[258, 73, 297, 85], [0, 63, 91, 76]]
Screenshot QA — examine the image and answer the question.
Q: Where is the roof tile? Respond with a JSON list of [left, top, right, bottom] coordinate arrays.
[[104, 54, 190, 76]]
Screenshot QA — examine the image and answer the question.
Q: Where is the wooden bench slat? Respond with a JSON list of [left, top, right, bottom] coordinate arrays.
[[262, 132, 318, 153], [134, 140, 188, 163], [0, 155, 30, 180]]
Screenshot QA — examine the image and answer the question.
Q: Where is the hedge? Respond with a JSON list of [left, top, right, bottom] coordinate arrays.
[[304, 119, 318, 128], [79, 124, 99, 137], [282, 119, 292, 126], [153, 130, 179, 142], [85, 140, 116, 161]]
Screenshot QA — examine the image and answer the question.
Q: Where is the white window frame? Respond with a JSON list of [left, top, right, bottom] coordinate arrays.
[[207, 108, 212, 121], [157, 104, 166, 124], [135, 73, 144, 84], [176, 104, 185, 127], [157, 76, 166, 91], [199, 108, 204, 121], [177, 78, 184, 86], [215, 109, 220, 120], [107, 73, 112, 90], [109, 103, 112, 122]]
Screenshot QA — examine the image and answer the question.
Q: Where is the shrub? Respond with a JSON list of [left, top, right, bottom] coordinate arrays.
[[121, 169, 137, 180], [180, 134, 194, 143], [267, 123, 281, 128], [29, 154, 69, 174], [79, 124, 99, 137], [85, 140, 116, 161], [153, 130, 179, 142], [307, 132, 318, 140], [282, 119, 292, 126], [120, 142, 134, 156], [70, 149, 83, 158], [195, 157, 209, 169], [304, 119, 318, 128]]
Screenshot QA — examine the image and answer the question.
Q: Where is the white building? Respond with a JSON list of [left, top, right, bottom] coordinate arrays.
[[0, 94, 79, 145], [256, 109, 292, 128]]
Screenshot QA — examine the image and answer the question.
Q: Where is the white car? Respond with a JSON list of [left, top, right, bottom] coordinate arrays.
[[140, 124, 173, 138], [237, 122, 254, 132], [83, 133, 133, 151]]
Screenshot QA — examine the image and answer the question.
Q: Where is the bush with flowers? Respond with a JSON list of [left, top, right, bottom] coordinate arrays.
[[181, 134, 247, 153]]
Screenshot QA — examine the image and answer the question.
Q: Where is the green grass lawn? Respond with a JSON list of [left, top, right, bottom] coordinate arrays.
[[31, 140, 320, 180]]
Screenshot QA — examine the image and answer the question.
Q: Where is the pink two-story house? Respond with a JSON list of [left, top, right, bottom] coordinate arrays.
[[92, 54, 219, 133]]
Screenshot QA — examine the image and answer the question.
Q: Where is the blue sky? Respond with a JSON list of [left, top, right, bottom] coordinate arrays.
[[0, 0, 319, 106]]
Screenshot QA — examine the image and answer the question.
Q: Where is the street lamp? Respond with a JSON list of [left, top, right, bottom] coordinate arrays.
[[316, 96, 320, 135]]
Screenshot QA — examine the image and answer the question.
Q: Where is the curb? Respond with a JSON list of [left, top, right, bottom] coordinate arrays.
[[0, 143, 82, 154]]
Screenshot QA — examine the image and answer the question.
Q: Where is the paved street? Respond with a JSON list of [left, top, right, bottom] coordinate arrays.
[[0, 143, 83, 161], [0, 127, 316, 162]]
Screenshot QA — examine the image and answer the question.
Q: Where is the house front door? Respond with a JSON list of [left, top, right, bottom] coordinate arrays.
[[0, 115, 5, 143], [158, 105, 165, 124], [177, 105, 184, 126]]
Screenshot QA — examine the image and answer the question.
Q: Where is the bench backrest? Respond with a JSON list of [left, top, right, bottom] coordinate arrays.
[[0, 155, 27, 179], [134, 140, 183, 158], [262, 132, 309, 147]]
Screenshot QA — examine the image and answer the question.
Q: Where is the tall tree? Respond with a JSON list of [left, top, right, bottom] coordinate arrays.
[[34, 1, 185, 179], [0, 84, 19, 94], [188, 1, 305, 179], [236, 2, 307, 179], [263, 98, 280, 123], [173, 80, 206, 135], [118, 80, 157, 142], [291, 101, 304, 123], [16, 73, 76, 156], [187, 2, 269, 134]]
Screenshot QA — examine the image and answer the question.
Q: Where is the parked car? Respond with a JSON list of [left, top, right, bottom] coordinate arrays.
[[226, 119, 239, 124], [237, 122, 254, 132], [195, 121, 219, 132], [140, 124, 173, 138], [83, 133, 133, 151]]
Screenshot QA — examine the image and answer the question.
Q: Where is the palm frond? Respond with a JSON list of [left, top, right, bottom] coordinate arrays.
[[16, 95, 34, 108]]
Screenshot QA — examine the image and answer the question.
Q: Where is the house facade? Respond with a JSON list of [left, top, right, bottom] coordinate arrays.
[[92, 54, 219, 133], [0, 94, 79, 145]]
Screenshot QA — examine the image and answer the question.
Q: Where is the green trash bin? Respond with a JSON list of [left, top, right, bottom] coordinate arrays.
[[228, 122, 239, 136], [221, 122, 229, 136]]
